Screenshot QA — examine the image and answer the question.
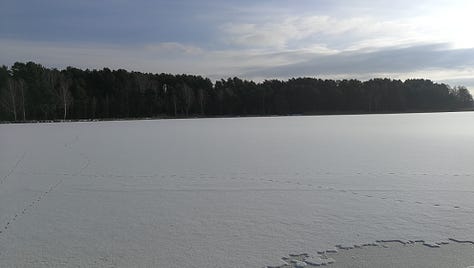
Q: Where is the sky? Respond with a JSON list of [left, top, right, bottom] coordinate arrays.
[[1, 0, 474, 89]]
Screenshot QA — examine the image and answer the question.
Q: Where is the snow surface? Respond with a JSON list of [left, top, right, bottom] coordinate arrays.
[[1, 112, 474, 267]]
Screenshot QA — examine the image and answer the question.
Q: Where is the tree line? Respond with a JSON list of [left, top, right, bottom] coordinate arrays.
[[0, 62, 472, 121]]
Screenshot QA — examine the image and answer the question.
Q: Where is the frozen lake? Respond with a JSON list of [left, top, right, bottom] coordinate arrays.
[[1, 112, 474, 267]]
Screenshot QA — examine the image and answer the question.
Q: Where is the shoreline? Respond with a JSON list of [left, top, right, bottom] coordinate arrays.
[[1, 109, 473, 125]]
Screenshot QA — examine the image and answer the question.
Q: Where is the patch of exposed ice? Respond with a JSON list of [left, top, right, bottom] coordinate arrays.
[[336, 244, 354, 250], [377, 239, 408, 244], [291, 259, 307, 267], [304, 256, 335, 266], [449, 238, 474, 244], [422, 241, 441, 248], [304, 257, 324, 266], [266, 259, 288, 268]]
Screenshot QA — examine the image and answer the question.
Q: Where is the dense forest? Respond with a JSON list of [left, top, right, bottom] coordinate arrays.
[[0, 62, 472, 121]]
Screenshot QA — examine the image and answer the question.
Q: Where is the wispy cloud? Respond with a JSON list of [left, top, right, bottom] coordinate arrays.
[[220, 16, 406, 49], [244, 44, 474, 77]]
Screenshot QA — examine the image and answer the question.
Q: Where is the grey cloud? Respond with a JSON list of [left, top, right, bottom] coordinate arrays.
[[438, 77, 474, 89], [243, 44, 474, 78]]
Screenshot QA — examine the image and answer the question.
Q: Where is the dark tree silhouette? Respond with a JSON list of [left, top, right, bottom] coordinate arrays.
[[0, 62, 472, 121]]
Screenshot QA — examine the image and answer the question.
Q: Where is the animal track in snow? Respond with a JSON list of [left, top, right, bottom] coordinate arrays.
[[12, 170, 470, 211], [0, 152, 26, 186], [0, 179, 63, 238]]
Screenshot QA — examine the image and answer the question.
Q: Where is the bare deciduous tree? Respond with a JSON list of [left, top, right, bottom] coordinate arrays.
[[18, 79, 26, 121], [182, 83, 194, 116], [0, 78, 25, 121], [198, 88, 206, 116], [58, 76, 72, 120], [3, 78, 17, 120], [47, 70, 72, 120]]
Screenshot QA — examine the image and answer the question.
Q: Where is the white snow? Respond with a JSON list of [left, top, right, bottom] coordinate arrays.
[[1, 112, 474, 267]]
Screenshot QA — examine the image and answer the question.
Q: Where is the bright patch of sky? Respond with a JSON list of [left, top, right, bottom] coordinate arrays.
[[1, 0, 473, 89]]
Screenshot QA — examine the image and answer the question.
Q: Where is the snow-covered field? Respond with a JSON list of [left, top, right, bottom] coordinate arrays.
[[1, 112, 474, 267]]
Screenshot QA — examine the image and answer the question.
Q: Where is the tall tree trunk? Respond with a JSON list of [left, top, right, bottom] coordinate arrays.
[[198, 88, 205, 116], [105, 95, 110, 118], [173, 93, 177, 116], [58, 76, 71, 120], [20, 81, 26, 121], [182, 83, 193, 117], [63, 93, 67, 120], [8, 79, 17, 121]]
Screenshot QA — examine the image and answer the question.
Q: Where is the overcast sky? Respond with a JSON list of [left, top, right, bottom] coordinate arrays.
[[1, 0, 473, 88]]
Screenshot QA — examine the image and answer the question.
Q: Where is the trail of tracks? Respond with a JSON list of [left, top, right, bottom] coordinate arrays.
[[228, 174, 470, 211], [0, 152, 26, 186], [0, 135, 81, 239], [15, 169, 472, 212], [0, 179, 63, 237]]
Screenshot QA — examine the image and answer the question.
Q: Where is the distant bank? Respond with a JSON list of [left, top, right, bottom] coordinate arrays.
[[2, 109, 474, 124]]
